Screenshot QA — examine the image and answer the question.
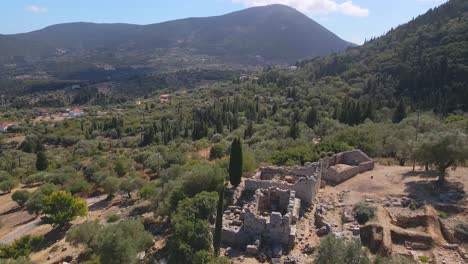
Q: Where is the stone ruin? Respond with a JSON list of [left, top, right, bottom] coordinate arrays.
[[222, 187, 300, 256], [321, 149, 374, 184], [221, 149, 375, 256]]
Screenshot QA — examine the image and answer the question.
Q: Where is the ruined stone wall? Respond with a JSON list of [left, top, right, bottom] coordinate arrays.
[[321, 149, 374, 184], [245, 162, 321, 205]]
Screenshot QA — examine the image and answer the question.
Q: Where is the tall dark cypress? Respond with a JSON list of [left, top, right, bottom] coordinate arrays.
[[213, 184, 225, 257], [229, 138, 243, 187], [393, 99, 407, 123], [305, 107, 318, 128], [36, 151, 49, 171]]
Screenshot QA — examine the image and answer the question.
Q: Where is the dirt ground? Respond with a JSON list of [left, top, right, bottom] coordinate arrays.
[[32, 114, 67, 124], [1, 134, 26, 145], [0, 186, 38, 239]]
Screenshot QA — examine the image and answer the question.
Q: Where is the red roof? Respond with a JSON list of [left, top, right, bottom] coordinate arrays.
[[0, 121, 19, 128], [70, 108, 83, 113]]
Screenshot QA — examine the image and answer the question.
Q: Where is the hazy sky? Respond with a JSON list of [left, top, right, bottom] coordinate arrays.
[[1, 0, 447, 44]]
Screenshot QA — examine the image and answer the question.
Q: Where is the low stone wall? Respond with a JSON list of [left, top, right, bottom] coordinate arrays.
[[321, 150, 374, 184]]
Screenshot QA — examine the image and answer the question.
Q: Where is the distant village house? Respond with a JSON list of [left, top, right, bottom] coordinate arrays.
[[0, 121, 20, 133], [69, 108, 84, 117], [36, 108, 49, 116], [159, 94, 171, 103]]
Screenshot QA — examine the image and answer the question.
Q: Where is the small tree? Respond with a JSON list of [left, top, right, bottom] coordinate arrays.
[[41, 191, 88, 227], [35, 151, 49, 171], [306, 106, 319, 128], [66, 220, 153, 264], [101, 177, 121, 199], [92, 221, 153, 264], [209, 144, 225, 160], [413, 131, 468, 185], [12, 190, 31, 207], [314, 235, 370, 264], [228, 138, 243, 187], [119, 177, 137, 198], [25, 192, 45, 217], [0, 178, 20, 193]]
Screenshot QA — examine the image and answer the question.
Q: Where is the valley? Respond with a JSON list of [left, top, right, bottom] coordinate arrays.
[[0, 1, 467, 264]]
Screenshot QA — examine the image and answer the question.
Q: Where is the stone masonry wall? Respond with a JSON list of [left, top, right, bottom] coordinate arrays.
[[321, 149, 374, 184]]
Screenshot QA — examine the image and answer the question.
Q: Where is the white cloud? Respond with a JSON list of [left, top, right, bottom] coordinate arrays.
[[26, 5, 48, 13], [232, 0, 369, 17]]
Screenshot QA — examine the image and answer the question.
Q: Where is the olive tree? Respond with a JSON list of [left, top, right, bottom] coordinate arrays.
[[414, 131, 468, 185]]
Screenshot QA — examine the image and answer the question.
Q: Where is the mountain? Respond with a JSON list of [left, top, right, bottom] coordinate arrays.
[[288, 0, 468, 113], [0, 5, 351, 80]]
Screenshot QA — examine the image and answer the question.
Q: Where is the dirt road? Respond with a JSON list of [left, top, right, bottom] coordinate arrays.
[[0, 194, 107, 244]]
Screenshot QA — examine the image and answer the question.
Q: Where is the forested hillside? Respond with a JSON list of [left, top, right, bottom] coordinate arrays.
[[291, 0, 468, 113]]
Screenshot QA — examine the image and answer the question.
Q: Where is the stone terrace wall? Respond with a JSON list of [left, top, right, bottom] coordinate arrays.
[[321, 149, 374, 184]]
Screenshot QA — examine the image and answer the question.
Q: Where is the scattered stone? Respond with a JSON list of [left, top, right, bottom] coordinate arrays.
[[224, 247, 234, 257], [442, 244, 458, 250], [271, 258, 282, 264], [61, 247, 67, 252], [401, 198, 412, 207], [136, 251, 146, 260], [316, 226, 329, 237], [404, 241, 430, 250], [365, 198, 373, 203], [246, 245, 259, 255], [301, 243, 315, 254], [342, 208, 354, 223], [231, 219, 243, 226], [272, 244, 282, 258], [256, 252, 267, 263], [352, 227, 360, 236]]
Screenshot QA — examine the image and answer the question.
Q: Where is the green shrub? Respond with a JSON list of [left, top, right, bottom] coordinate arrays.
[[354, 203, 376, 224], [106, 214, 120, 223], [12, 190, 31, 207], [314, 235, 370, 264], [209, 144, 225, 160], [439, 211, 447, 218], [0, 235, 43, 259], [418, 256, 429, 263]]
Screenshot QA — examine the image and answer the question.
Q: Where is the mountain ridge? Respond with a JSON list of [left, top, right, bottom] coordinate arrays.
[[0, 4, 352, 80]]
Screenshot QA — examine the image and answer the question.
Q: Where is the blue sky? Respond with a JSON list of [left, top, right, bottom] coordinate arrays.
[[1, 0, 447, 44]]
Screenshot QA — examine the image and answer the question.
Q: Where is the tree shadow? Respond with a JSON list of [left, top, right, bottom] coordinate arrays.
[[402, 170, 439, 179], [13, 217, 37, 227], [0, 206, 22, 216], [36, 224, 72, 251], [88, 199, 113, 212], [404, 179, 465, 205]]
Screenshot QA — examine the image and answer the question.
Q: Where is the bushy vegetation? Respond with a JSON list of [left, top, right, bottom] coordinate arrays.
[[0, 235, 43, 259], [66, 220, 153, 264], [354, 203, 376, 225], [314, 235, 370, 264]]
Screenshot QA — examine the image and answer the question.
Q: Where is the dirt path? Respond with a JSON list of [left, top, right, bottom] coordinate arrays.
[[0, 195, 107, 244]]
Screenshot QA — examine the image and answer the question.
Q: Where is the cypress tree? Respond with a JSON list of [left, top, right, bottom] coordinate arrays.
[[213, 184, 225, 257], [229, 138, 243, 187], [36, 151, 49, 171], [393, 99, 407, 123], [244, 121, 254, 139], [305, 107, 318, 128]]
